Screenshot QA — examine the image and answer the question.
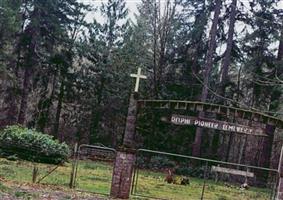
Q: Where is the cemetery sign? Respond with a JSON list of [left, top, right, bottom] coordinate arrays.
[[170, 114, 267, 136]]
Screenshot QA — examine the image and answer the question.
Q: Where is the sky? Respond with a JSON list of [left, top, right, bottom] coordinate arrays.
[[79, 0, 283, 23], [79, 0, 140, 23], [79, 0, 182, 23]]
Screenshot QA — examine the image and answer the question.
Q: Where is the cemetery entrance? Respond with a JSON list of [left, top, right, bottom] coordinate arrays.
[[129, 100, 283, 200], [109, 68, 283, 199]]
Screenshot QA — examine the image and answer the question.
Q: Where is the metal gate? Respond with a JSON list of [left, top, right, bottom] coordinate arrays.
[[70, 144, 116, 196], [131, 149, 279, 200]]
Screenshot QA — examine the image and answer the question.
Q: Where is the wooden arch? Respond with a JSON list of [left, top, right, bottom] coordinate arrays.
[[137, 100, 283, 129]]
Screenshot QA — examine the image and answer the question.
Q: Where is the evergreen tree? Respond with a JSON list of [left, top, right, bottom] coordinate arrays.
[[85, 0, 129, 144], [0, 0, 22, 126], [193, 0, 222, 157]]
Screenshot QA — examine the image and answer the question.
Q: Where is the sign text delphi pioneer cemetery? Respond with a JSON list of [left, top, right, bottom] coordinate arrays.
[[170, 114, 267, 136]]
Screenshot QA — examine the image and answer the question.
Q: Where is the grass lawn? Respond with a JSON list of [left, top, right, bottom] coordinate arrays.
[[133, 170, 273, 200], [0, 158, 274, 200]]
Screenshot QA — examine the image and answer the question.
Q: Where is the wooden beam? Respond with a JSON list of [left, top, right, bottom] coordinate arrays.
[[138, 100, 283, 129], [170, 114, 268, 136]]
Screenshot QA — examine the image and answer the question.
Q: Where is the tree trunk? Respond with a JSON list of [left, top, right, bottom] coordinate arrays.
[[17, 6, 40, 125], [225, 128, 234, 162], [237, 135, 247, 165], [89, 78, 104, 144], [277, 30, 283, 76], [219, 0, 237, 96], [192, 0, 222, 157], [89, 106, 102, 144], [278, 31, 283, 61], [263, 29, 283, 169], [153, 0, 158, 97], [3, 89, 18, 126], [53, 80, 64, 140], [211, 0, 237, 160], [4, 43, 23, 126], [37, 73, 57, 132], [189, 0, 208, 72], [259, 125, 275, 168], [17, 67, 32, 125]]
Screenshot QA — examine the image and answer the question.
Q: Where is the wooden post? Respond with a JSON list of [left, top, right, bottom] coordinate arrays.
[[32, 164, 38, 183], [69, 143, 78, 188], [214, 164, 220, 182], [276, 146, 283, 200]]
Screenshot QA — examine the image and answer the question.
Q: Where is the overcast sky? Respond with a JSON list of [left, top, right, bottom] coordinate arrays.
[[79, 0, 140, 22], [79, 0, 283, 23]]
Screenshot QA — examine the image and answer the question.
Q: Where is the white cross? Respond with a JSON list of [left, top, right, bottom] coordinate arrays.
[[130, 67, 147, 92]]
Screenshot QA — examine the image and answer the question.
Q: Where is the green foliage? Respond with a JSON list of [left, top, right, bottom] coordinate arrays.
[[81, 0, 131, 144], [0, 125, 70, 164], [0, 0, 282, 168], [82, 162, 98, 170], [149, 156, 176, 169], [175, 166, 206, 178], [137, 156, 176, 170], [0, 181, 9, 192]]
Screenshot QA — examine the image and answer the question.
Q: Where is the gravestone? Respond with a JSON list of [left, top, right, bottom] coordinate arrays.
[[110, 68, 146, 199]]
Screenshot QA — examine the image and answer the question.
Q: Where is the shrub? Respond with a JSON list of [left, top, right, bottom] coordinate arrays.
[[175, 165, 217, 179], [0, 125, 70, 164], [175, 166, 209, 178], [175, 167, 192, 176], [149, 156, 176, 170], [137, 156, 176, 170]]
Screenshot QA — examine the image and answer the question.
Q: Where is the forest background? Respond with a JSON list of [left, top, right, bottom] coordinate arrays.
[[0, 0, 283, 169]]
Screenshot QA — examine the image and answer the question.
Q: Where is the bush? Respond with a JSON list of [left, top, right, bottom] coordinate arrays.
[[175, 167, 192, 176], [148, 156, 176, 169], [0, 125, 70, 164], [137, 156, 176, 170], [175, 165, 214, 178]]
